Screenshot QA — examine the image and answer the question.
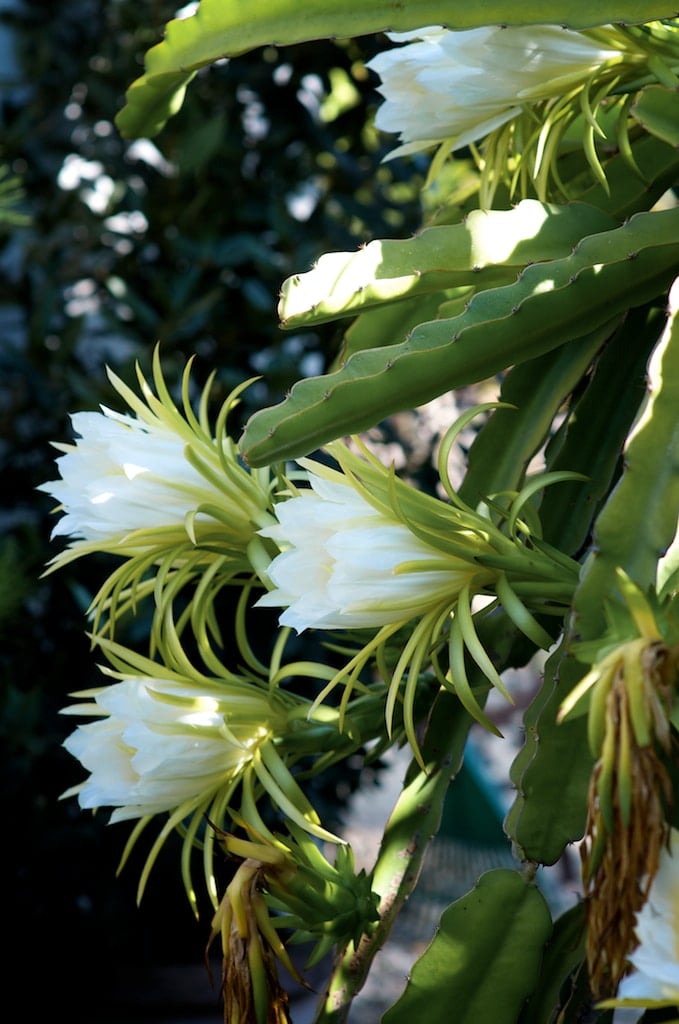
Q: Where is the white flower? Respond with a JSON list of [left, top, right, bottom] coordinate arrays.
[[366, 24, 624, 159], [42, 406, 226, 542], [38, 352, 274, 564], [256, 462, 487, 633], [62, 674, 285, 822], [255, 435, 578, 755], [615, 828, 679, 1009]]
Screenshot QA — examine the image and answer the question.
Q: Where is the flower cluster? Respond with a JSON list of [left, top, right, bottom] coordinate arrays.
[[40, 356, 391, 958], [43, 368, 580, 895], [36, 9, 679, 1022], [39, 366, 580, 999]]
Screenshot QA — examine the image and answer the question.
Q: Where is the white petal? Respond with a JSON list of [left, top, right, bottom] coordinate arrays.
[[61, 676, 277, 819], [615, 829, 679, 1005], [258, 463, 473, 631], [367, 24, 623, 156], [40, 403, 253, 545]]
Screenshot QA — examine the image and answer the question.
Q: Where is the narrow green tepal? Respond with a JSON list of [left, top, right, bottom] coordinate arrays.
[[115, 0, 678, 139], [382, 869, 552, 1024], [240, 206, 679, 465]]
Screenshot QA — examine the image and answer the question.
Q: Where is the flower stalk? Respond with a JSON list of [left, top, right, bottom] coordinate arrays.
[[312, 609, 532, 1024], [207, 853, 300, 1024], [313, 689, 471, 1024]]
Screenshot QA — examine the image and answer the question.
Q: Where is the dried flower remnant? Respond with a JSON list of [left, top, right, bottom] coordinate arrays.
[[560, 577, 679, 997], [207, 827, 379, 1024], [582, 640, 675, 996]]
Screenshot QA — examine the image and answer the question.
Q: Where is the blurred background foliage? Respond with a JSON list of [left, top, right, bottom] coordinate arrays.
[[0, 0, 424, 1013]]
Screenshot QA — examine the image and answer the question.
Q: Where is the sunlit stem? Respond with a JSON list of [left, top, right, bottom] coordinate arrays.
[[311, 687, 481, 1024], [312, 614, 532, 1024]]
